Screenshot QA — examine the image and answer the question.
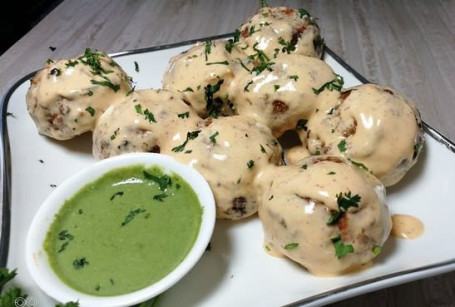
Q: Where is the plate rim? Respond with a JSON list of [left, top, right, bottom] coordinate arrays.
[[1, 33, 455, 306]]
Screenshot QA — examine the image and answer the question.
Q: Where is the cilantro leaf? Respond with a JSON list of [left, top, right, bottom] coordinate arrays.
[[332, 236, 354, 259], [143, 171, 172, 191]]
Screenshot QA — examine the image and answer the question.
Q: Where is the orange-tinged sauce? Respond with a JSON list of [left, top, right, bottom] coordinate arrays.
[[391, 214, 424, 239]]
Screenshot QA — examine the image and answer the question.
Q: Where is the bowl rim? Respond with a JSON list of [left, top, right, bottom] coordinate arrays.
[[25, 153, 216, 307]]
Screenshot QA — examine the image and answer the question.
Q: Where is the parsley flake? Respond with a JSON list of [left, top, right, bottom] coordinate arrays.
[[85, 106, 95, 117], [289, 75, 299, 81], [144, 109, 157, 123], [182, 87, 194, 92], [121, 208, 146, 226], [91, 76, 120, 92], [312, 74, 344, 94], [284, 242, 299, 250], [171, 130, 201, 153], [332, 236, 354, 259], [153, 193, 168, 202], [204, 79, 224, 118], [143, 171, 172, 191], [338, 139, 347, 152], [209, 131, 219, 144], [110, 191, 124, 200], [327, 192, 361, 225], [177, 112, 190, 119], [73, 257, 89, 269], [204, 41, 212, 61], [247, 160, 255, 169]]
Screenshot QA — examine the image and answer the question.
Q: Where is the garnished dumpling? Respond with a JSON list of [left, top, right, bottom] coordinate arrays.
[[162, 40, 245, 118], [258, 156, 391, 276], [26, 49, 132, 140], [231, 53, 338, 137], [237, 6, 324, 60], [303, 84, 424, 186], [93, 89, 200, 159], [165, 115, 282, 220]]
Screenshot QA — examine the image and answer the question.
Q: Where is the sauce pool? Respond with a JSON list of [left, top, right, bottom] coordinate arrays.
[[44, 164, 202, 296], [391, 214, 424, 239]]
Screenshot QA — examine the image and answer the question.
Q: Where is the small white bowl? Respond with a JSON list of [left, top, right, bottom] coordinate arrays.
[[25, 153, 215, 307]]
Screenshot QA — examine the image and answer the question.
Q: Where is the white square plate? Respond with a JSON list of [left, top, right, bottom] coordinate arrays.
[[2, 36, 455, 306]]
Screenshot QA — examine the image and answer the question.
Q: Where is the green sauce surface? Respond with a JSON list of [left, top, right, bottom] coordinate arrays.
[[44, 164, 202, 296]]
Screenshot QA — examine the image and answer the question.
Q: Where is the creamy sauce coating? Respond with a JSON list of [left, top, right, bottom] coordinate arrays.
[[258, 156, 391, 276], [238, 6, 323, 60], [165, 115, 282, 220], [391, 214, 424, 239], [304, 84, 424, 186], [232, 54, 336, 137], [93, 89, 201, 159], [26, 49, 131, 140], [162, 40, 244, 118]]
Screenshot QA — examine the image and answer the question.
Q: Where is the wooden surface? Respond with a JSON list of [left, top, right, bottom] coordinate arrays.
[[1, 0, 454, 306]]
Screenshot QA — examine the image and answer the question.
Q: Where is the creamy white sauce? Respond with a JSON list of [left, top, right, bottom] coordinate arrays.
[[391, 214, 424, 239], [258, 156, 391, 276]]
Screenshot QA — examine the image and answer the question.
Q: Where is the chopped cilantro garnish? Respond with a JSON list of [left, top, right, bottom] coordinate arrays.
[[331, 236, 354, 259], [126, 86, 135, 96], [204, 79, 224, 118], [144, 109, 157, 123], [121, 208, 146, 226], [135, 104, 143, 114], [278, 38, 296, 54], [348, 159, 370, 172], [182, 87, 194, 92], [337, 139, 347, 152], [85, 106, 95, 117], [284, 242, 299, 250], [153, 193, 168, 202], [73, 257, 89, 269], [91, 76, 120, 92], [171, 130, 201, 153], [244, 80, 254, 92], [134, 61, 139, 72], [298, 8, 311, 18], [289, 75, 299, 81], [65, 60, 79, 67], [312, 74, 344, 94], [58, 230, 74, 241], [110, 128, 119, 140], [247, 160, 255, 169], [110, 191, 124, 200], [274, 84, 280, 91], [50, 68, 61, 76], [204, 41, 212, 61], [209, 131, 219, 144], [327, 191, 361, 225], [177, 112, 190, 119], [260, 144, 267, 154], [143, 171, 172, 191], [225, 29, 241, 53]]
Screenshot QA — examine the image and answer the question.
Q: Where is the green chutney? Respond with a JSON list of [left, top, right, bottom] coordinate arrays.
[[44, 164, 202, 296]]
